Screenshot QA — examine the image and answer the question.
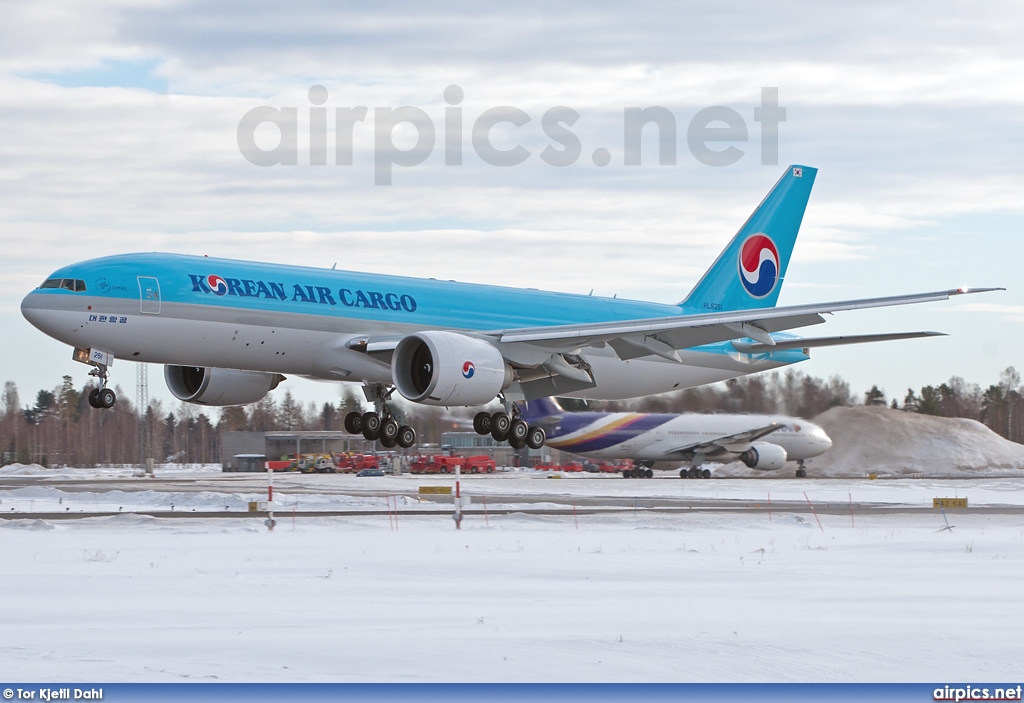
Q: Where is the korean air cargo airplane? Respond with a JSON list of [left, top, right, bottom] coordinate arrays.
[[21, 165, 999, 452], [519, 397, 832, 478]]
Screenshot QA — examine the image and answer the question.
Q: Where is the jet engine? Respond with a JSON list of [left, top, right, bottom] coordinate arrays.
[[739, 442, 788, 471], [165, 365, 285, 406], [392, 331, 513, 406]]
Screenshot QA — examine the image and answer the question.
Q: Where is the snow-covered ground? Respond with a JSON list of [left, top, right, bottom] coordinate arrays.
[[1, 466, 1023, 682]]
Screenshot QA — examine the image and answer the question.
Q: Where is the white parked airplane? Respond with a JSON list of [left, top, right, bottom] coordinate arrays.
[[519, 397, 832, 478]]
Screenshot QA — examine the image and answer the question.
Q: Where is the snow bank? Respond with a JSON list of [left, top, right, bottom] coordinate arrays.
[[812, 405, 1024, 477], [0, 463, 48, 475], [0, 463, 222, 478]]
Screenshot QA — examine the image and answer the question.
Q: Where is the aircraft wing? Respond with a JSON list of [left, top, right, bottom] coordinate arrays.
[[493, 288, 1000, 359], [660, 422, 786, 459]]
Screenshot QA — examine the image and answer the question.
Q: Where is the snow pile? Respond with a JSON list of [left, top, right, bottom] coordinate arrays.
[[0, 463, 222, 478], [812, 405, 1024, 477], [0, 463, 48, 475]]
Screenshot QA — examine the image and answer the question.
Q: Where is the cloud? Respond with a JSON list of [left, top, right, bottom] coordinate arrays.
[[2, 0, 1023, 405]]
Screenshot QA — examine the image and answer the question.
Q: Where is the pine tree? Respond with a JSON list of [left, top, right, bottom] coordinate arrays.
[[864, 385, 886, 406]]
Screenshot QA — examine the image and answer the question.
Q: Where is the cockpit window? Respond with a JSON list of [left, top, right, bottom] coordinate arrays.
[[39, 278, 87, 292]]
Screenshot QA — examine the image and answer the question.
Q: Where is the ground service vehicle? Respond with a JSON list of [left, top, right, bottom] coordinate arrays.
[[409, 455, 496, 474]]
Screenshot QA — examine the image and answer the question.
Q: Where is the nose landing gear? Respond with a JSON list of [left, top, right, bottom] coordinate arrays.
[[76, 348, 116, 409], [88, 386, 117, 409]]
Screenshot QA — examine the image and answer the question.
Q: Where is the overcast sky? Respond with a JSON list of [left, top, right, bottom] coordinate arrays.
[[2, 0, 1023, 413]]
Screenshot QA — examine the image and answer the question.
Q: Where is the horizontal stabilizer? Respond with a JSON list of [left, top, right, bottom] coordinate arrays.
[[730, 331, 945, 354]]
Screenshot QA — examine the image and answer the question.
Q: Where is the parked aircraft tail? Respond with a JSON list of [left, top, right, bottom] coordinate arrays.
[[520, 396, 565, 421], [681, 165, 817, 312]]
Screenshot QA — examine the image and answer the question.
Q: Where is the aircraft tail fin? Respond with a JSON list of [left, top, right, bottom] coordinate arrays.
[[681, 165, 817, 312], [520, 396, 564, 422]]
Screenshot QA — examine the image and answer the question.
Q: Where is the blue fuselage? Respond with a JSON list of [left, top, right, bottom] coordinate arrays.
[[21, 253, 809, 400]]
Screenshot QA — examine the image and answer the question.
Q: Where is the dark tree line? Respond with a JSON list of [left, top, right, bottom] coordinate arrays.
[[866, 367, 1024, 443], [1, 378, 365, 467], [2, 366, 1022, 467]]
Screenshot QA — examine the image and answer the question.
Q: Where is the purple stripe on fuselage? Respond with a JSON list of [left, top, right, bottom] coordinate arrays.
[[552, 414, 674, 453]]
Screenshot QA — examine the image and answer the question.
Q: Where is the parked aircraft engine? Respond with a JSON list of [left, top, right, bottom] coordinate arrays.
[[164, 365, 285, 406], [392, 331, 513, 406], [739, 442, 788, 470]]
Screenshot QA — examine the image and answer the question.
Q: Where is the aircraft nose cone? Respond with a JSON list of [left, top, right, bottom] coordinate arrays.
[[20, 292, 50, 330]]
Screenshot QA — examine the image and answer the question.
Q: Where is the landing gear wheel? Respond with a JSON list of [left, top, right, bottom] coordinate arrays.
[[473, 412, 492, 435], [645, 469, 654, 479], [490, 412, 511, 442], [689, 467, 701, 479], [98, 388, 116, 409], [509, 418, 529, 444], [623, 469, 631, 478], [380, 418, 400, 445], [379, 433, 398, 449], [88, 388, 101, 409], [344, 411, 363, 434], [795, 468, 807, 478], [361, 412, 381, 440], [679, 468, 688, 479], [526, 426, 546, 450], [702, 468, 711, 479], [397, 426, 417, 449]]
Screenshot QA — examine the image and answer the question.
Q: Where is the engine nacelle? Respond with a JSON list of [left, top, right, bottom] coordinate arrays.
[[392, 331, 512, 406], [739, 442, 788, 471], [165, 365, 284, 406]]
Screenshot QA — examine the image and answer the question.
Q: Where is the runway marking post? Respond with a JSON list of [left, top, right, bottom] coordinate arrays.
[[454, 462, 462, 530], [265, 464, 276, 531], [803, 491, 824, 532]]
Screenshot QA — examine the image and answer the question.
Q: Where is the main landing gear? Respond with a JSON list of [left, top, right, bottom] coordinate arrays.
[[343, 384, 417, 449], [472, 400, 546, 450], [679, 467, 712, 479], [795, 460, 807, 478], [623, 467, 654, 479]]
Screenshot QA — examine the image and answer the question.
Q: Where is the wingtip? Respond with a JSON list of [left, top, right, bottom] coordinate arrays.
[[951, 286, 1005, 295]]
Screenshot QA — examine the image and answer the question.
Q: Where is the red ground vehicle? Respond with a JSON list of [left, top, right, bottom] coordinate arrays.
[[409, 455, 496, 474], [462, 455, 496, 473], [534, 462, 584, 472], [334, 454, 380, 473], [584, 459, 633, 473]]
